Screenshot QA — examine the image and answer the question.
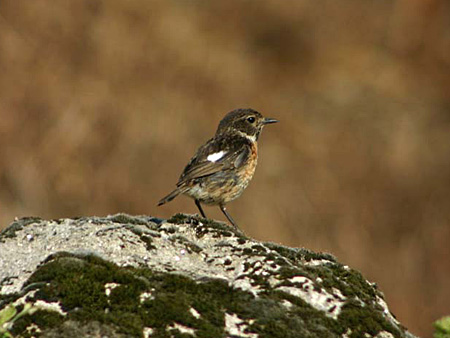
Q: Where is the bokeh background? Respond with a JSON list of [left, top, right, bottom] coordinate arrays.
[[1, 1, 449, 336]]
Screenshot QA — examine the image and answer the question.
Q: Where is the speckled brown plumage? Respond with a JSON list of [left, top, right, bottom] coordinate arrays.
[[158, 108, 277, 229]]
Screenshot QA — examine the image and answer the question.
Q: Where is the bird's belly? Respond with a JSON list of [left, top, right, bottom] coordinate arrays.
[[184, 150, 257, 205]]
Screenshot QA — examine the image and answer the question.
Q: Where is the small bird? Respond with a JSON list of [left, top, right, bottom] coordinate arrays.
[[158, 108, 278, 229]]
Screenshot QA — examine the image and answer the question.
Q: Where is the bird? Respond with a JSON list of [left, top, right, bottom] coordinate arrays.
[[158, 108, 278, 229]]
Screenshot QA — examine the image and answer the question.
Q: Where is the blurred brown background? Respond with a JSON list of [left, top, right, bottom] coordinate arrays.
[[1, 1, 449, 336]]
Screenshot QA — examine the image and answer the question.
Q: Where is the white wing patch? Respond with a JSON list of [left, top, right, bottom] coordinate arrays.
[[207, 151, 225, 162]]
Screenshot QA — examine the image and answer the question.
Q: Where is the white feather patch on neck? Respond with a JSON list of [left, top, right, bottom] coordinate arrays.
[[236, 131, 256, 142], [207, 151, 225, 162]]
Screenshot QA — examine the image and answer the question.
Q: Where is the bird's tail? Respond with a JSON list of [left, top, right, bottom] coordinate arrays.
[[157, 187, 184, 206]]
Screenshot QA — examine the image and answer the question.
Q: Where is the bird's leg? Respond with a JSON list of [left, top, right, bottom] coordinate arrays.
[[195, 199, 207, 218], [220, 204, 238, 229]]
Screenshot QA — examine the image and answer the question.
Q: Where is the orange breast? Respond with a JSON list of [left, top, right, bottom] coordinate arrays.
[[220, 142, 258, 204], [241, 141, 258, 182]]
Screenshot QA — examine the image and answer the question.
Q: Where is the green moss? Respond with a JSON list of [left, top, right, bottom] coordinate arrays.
[[166, 213, 246, 240], [0, 217, 42, 241], [6, 252, 347, 338], [263, 243, 336, 264], [107, 214, 149, 226], [165, 226, 178, 234], [334, 300, 401, 337], [12, 253, 148, 336], [167, 213, 192, 225], [237, 237, 247, 245], [243, 291, 336, 338], [239, 241, 406, 337], [242, 248, 253, 255], [273, 261, 403, 337], [304, 263, 381, 302], [125, 226, 157, 250], [169, 236, 203, 254]]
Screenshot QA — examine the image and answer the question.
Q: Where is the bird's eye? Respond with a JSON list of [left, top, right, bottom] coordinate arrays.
[[247, 116, 255, 123]]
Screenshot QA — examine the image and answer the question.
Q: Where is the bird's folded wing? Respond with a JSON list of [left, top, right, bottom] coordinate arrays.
[[177, 145, 250, 186]]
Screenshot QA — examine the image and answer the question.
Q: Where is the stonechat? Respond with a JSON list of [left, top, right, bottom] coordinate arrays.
[[158, 108, 278, 229]]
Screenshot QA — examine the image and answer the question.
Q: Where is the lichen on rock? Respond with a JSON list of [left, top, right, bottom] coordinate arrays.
[[0, 214, 417, 337]]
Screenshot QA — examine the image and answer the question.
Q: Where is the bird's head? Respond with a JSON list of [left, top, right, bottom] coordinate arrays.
[[216, 108, 278, 141]]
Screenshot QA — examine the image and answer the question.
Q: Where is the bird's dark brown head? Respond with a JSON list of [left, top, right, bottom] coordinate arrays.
[[216, 108, 278, 141]]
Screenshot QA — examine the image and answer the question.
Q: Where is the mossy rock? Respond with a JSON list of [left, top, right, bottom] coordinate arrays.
[[0, 214, 417, 338]]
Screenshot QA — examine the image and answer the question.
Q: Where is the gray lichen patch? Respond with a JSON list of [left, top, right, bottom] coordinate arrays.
[[0, 214, 417, 338]]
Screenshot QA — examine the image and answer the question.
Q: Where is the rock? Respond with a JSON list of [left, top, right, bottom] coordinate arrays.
[[0, 214, 417, 338]]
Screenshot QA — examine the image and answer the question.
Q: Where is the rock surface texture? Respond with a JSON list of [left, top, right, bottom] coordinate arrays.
[[0, 214, 417, 338]]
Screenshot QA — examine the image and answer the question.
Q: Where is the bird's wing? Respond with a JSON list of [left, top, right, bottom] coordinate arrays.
[[177, 136, 251, 186]]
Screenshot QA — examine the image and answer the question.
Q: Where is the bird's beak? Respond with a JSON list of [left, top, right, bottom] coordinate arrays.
[[263, 117, 278, 125]]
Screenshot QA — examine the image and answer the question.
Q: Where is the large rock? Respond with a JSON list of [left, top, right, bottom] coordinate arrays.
[[0, 214, 417, 338]]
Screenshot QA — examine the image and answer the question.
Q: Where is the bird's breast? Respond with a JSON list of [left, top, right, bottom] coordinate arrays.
[[238, 141, 258, 183], [184, 141, 258, 205]]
